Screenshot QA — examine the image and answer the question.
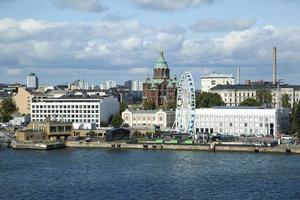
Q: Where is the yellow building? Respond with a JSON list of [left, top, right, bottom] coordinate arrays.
[[14, 87, 44, 115]]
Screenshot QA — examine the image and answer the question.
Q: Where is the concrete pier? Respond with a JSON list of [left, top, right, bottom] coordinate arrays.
[[66, 141, 300, 154], [11, 140, 65, 150]]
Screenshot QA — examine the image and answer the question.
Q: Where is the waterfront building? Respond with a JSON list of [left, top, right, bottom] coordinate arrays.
[[210, 83, 300, 107], [31, 92, 119, 128], [122, 109, 175, 130], [201, 72, 234, 92], [194, 107, 289, 137], [15, 119, 74, 141], [143, 50, 177, 108], [27, 73, 39, 89]]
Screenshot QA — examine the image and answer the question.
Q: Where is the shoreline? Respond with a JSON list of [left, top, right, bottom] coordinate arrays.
[[65, 141, 300, 154]]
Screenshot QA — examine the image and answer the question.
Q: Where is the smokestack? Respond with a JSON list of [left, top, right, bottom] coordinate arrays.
[[237, 66, 240, 85], [272, 47, 277, 85]]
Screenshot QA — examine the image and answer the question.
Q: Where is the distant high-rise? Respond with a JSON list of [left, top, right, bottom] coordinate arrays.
[[125, 80, 144, 92], [100, 79, 117, 90], [27, 73, 39, 89]]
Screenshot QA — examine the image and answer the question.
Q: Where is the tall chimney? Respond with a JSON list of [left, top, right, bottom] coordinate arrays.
[[272, 47, 277, 85], [237, 66, 240, 85]]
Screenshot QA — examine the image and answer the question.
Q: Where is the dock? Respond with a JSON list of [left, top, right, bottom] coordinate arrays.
[[11, 140, 65, 150], [65, 141, 300, 154]]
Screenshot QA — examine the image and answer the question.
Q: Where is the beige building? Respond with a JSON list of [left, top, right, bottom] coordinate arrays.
[[15, 129, 47, 141], [14, 87, 45, 115], [15, 119, 73, 141], [122, 109, 175, 130], [210, 84, 300, 107]]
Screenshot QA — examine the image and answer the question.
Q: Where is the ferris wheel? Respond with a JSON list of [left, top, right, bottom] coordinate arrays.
[[176, 71, 196, 136]]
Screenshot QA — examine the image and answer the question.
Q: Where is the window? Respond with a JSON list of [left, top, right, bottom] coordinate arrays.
[[244, 123, 247, 127]]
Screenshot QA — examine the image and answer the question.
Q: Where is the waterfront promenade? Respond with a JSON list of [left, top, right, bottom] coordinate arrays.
[[66, 141, 300, 154]]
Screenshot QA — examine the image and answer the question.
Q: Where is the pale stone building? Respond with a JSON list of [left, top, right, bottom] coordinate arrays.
[[122, 109, 175, 130], [194, 107, 289, 137], [210, 84, 300, 107]]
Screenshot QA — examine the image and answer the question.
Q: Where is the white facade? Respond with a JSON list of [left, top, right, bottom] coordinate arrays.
[[27, 73, 39, 89], [122, 109, 175, 130], [201, 72, 234, 92], [194, 108, 289, 137], [31, 95, 119, 128]]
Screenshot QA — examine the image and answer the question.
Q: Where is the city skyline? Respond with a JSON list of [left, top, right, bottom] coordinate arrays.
[[0, 0, 300, 87]]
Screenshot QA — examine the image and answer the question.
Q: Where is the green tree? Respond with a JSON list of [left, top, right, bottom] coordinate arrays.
[[239, 98, 262, 106], [196, 92, 225, 108], [256, 89, 272, 105], [167, 101, 177, 110], [143, 100, 156, 110], [290, 102, 300, 136], [0, 97, 16, 122], [100, 121, 108, 127], [120, 102, 128, 113], [281, 94, 291, 108], [111, 114, 124, 128]]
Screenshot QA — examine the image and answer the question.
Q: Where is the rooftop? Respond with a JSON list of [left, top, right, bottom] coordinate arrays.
[[202, 72, 234, 79], [211, 83, 300, 90]]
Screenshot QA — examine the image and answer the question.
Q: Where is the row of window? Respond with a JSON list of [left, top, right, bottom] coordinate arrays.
[[32, 118, 99, 123], [131, 117, 163, 121], [198, 118, 271, 122], [32, 114, 99, 118], [32, 110, 99, 113], [32, 105, 99, 109], [197, 122, 270, 128]]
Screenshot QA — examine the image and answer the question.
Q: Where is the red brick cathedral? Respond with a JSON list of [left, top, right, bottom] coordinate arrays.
[[143, 50, 177, 108]]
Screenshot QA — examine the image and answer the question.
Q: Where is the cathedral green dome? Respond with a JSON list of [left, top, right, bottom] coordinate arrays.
[[154, 49, 169, 69]]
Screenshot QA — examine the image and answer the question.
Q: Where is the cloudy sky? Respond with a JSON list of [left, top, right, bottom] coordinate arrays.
[[0, 0, 300, 88]]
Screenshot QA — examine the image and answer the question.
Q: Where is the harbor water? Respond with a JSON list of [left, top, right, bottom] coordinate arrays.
[[1, 148, 300, 200]]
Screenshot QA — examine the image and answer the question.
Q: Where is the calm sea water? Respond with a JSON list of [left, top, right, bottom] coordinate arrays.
[[1, 148, 300, 200]]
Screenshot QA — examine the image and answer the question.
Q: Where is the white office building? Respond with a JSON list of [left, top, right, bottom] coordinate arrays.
[[122, 109, 175, 130], [27, 73, 39, 89], [31, 93, 119, 128], [194, 107, 289, 137], [201, 72, 234, 92]]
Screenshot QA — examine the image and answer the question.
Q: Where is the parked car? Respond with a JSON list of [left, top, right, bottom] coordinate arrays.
[[281, 135, 292, 140]]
